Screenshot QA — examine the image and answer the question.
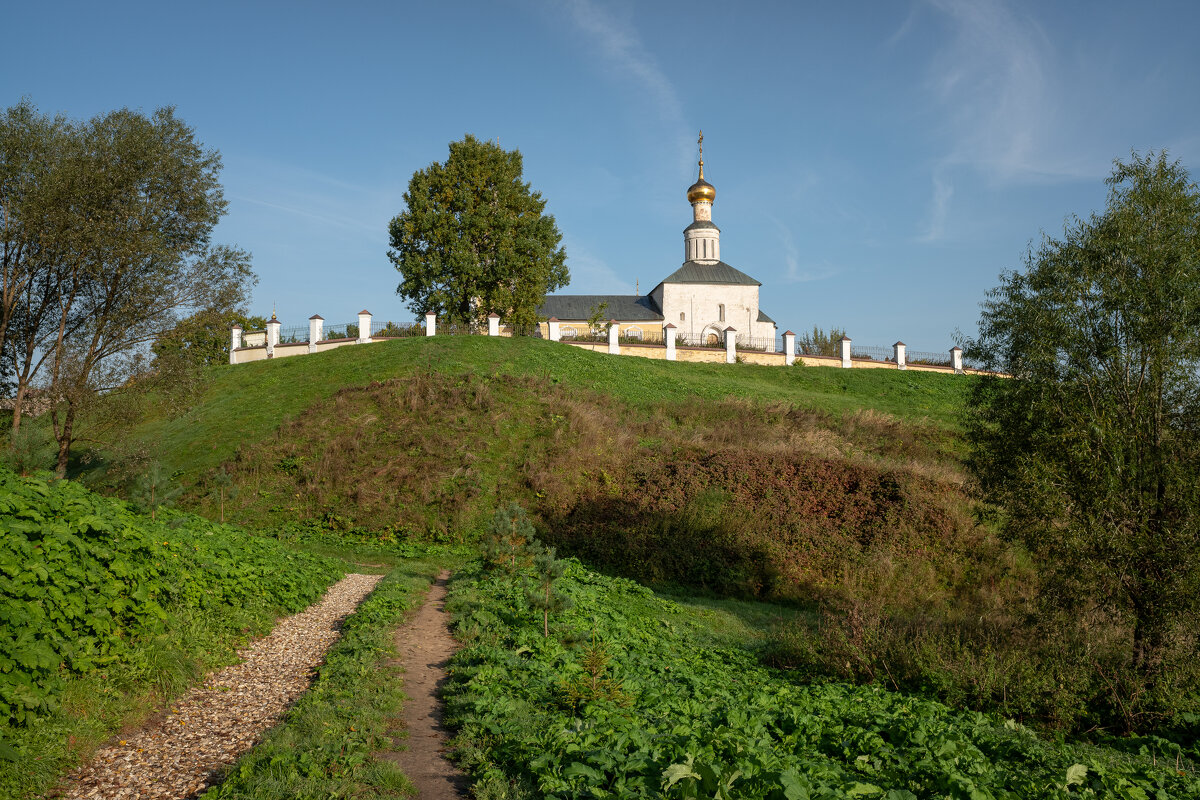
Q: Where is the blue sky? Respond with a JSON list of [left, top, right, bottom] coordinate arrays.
[[5, 0, 1198, 352]]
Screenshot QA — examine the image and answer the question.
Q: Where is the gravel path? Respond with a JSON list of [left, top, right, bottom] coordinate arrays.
[[58, 573, 383, 800], [379, 570, 468, 799]]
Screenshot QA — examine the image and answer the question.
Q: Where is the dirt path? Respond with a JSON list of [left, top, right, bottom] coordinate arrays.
[[381, 570, 468, 799], [57, 573, 383, 800]]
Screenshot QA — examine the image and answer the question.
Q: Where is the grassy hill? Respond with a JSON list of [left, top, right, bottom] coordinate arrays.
[[93, 336, 977, 600], [110, 336, 969, 483], [77, 336, 1197, 733]]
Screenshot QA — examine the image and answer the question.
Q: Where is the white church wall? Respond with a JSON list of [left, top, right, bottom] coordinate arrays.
[[659, 282, 769, 341]]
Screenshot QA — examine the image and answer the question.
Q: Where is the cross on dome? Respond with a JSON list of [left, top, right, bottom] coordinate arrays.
[[687, 130, 716, 205]]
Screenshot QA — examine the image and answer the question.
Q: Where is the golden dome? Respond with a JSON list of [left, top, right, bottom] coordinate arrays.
[[687, 175, 715, 204]]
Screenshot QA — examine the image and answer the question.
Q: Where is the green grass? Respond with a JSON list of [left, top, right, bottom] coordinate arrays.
[[112, 336, 971, 485], [657, 592, 813, 649]]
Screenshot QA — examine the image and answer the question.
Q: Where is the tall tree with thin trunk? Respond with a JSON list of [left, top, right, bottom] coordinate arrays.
[[0, 101, 254, 472], [964, 151, 1200, 705], [0, 100, 82, 433]]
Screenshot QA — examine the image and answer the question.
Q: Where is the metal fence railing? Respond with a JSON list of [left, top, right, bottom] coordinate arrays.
[[371, 320, 424, 338], [735, 335, 778, 353], [508, 324, 544, 338], [559, 328, 605, 342], [796, 342, 840, 357], [906, 349, 953, 367], [851, 345, 894, 362], [675, 332, 726, 349], [252, 313, 978, 372], [621, 330, 664, 345], [441, 322, 483, 336], [320, 321, 360, 341], [277, 325, 309, 344]]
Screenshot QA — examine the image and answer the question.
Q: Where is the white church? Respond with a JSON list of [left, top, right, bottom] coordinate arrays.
[[539, 135, 777, 347]]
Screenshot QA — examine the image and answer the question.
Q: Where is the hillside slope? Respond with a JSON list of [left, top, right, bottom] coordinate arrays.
[[110, 339, 979, 598], [109, 336, 968, 484], [85, 337, 1197, 732]]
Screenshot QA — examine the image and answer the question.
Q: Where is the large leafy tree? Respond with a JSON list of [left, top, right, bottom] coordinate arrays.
[[0, 101, 254, 473], [387, 135, 568, 327], [964, 151, 1200, 687]]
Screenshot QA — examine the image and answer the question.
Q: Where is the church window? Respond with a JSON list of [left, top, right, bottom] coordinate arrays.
[[719, 303, 725, 322], [679, 312, 685, 321], [626, 327, 642, 340]]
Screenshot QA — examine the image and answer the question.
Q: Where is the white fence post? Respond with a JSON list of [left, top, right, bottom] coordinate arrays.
[[664, 323, 677, 361], [548, 317, 561, 342], [783, 330, 795, 366], [840, 335, 852, 368], [357, 310, 372, 343], [951, 346, 964, 374], [894, 341, 907, 370], [309, 315, 323, 353], [230, 324, 242, 364], [607, 320, 619, 354], [488, 313, 500, 336], [266, 315, 281, 357], [725, 326, 737, 364], [425, 311, 436, 337]]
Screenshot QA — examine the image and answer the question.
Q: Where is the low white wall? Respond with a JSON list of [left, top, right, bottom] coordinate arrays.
[[228, 312, 985, 377]]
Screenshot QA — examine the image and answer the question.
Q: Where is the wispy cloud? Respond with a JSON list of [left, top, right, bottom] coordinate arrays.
[[922, 0, 1132, 182], [908, 0, 1108, 241], [560, 0, 693, 173], [923, 0, 1064, 180], [770, 217, 840, 284], [224, 153, 397, 241], [233, 195, 381, 234], [562, 0, 683, 125], [917, 170, 955, 242]]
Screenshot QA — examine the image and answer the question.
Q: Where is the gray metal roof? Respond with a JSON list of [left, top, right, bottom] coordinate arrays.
[[538, 294, 664, 321], [660, 260, 761, 286], [684, 220, 721, 232], [757, 309, 776, 324]]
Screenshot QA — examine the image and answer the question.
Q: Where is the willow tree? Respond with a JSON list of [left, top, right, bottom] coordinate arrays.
[[964, 151, 1200, 691], [387, 135, 568, 327]]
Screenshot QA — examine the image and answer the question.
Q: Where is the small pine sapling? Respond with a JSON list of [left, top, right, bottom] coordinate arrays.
[[132, 461, 182, 521], [525, 540, 572, 637], [482, 502, 535, 574], [209, 467, 237, 523], [560, 631, 630, 710]]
